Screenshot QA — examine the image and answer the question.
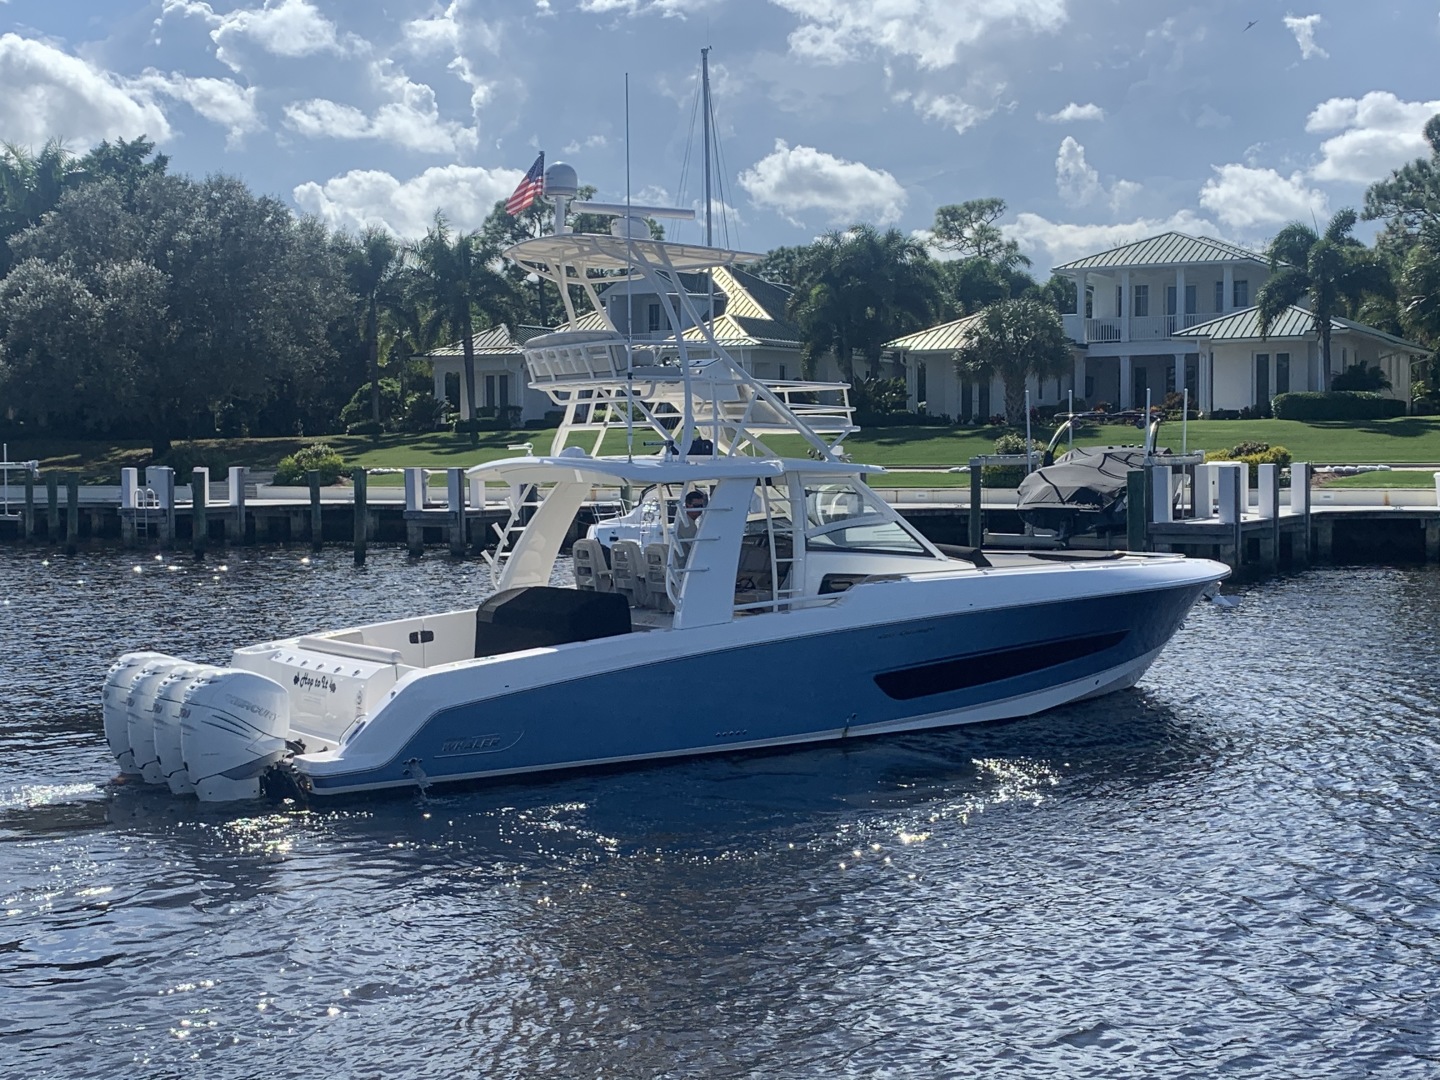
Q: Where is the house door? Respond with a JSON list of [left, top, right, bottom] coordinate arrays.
[[1255, 353, 1270, 410]]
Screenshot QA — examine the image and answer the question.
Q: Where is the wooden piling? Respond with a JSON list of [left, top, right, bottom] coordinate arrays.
[[968, 467, 983, 548], [1126, 469, 1148, 553], [192, 467, 208, 558], [45, 474, 59, 542], [447, 468, 465, 557], [352, 467, 367, 564], [22, 472, 35, 541], [308, 470, 323, 551], [64, 473, 79, 554]]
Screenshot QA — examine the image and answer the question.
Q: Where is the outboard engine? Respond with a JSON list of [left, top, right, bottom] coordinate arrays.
[[102, 652, 168, 775], [126, 657, 187, 784], [180, 670, 292, 803], [153, 664, 215, 796]]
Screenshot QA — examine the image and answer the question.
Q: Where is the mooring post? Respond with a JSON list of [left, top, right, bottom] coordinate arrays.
[[352, 467, 368, 564], [1150, 464, 1173, 524], [23, 471, 35, 542], [1125, 469, 1148, 552], [64, 473, 79, 554], [192, 467, 208, 558], [308, 470, 323, 551], [1292, 462, 1312, 565], [1216, 462, 1244, 566], [44, 473, 59, 541], [1257, 463, 1279, 570], [447, 468, 465, 556], [968, 461, 983, 548], [226, 466, 247, 544], [145, 465, 176, 548], [404, 467, 425, 555]]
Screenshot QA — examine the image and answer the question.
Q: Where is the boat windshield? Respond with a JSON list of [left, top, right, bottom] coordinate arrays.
[[801, 478, 931, 556]]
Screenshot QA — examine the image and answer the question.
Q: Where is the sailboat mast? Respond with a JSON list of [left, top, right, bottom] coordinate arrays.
[[701, 46, 712, 247]]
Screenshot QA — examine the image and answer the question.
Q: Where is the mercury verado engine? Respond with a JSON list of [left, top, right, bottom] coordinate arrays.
[[179, 669, 292, 802]]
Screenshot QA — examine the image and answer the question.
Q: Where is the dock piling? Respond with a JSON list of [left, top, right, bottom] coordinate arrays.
[[192, 467, 208, 558], [353, 467, 368, 564], [1292, 462, 1311, 565], [308, 470, 323, 551], [1258, 463, 1280, 570], [226, 467, 247, 544], [968, 467, 982, 548], [23, 471, 35, 541], [64, 473, 79, 554], [45, 474, 59, 541], [447, 468, 465, 556], [1126, 469, 1148, 552]]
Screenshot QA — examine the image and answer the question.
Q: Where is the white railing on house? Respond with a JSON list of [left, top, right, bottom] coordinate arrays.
[[1085, 317, 1121, 342]]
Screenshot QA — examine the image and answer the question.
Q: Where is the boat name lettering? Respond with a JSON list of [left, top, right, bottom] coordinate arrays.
[[442, 734, 503, 754], [293, 673, 338, 693], [225, 694, 278, 723]]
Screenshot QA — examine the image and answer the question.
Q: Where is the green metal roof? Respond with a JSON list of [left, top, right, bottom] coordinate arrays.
[[883, 311, 986, 352], [1174, 305, 1431, 353], [1053, 231, 1266, 272], [424, 324, 523, 357]]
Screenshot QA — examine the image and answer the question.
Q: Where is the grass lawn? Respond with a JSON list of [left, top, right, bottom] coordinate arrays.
[[13, 416, 1440, 483], [1319, 470, 1440, 489]]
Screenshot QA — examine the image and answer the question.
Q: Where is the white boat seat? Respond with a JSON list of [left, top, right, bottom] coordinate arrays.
[[643, 543, 674, 613], [610, 540, 650, 608], [572, 537, 614, 593]]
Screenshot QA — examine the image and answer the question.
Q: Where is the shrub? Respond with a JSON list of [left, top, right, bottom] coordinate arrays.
[[274, 443, 346, 485], [345, 419, 384, 436], [158, 443, 230, 479], [1206, 442, 1292, 481], [984, 432, 1043, 487], [1330, 363, 1391, 392], [1271, 391, 1406, 421]]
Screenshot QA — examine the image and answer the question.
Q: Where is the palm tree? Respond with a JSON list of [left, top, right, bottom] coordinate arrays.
[[405, 213, 516, 443], [0, 139, 83, 277], [953, 298, 1073, 425], [789, 224, 941, 380], [343, 227, 404, 426], [1256, 209, 1395, 384]]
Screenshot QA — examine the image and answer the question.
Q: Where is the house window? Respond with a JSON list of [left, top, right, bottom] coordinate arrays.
[[484, 374, 496, 407], [1116, 285, 1124, 316], [1185, 284, 1196, 315], [1276, 353, 1290, 395], [1214, 280, 1224, 313], [647, 303, 662, 333], [916, 362, 926, 405], [779, 363, 787, 381], [1233, 279, 1249, 307], [443, 372, 460, 409], [1085, 375, 1095, 400], [1133, 284, 1149, 317], [1255, 353, 1269, 404], [1166, 286, 1177, 316], [498, 374, 510, 407]]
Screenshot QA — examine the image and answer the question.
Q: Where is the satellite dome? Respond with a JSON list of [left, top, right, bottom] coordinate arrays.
[[544, 162, 578, 198]]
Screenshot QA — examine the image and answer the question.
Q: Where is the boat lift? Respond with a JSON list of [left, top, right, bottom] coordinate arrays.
[[0, 444, 39, 520]]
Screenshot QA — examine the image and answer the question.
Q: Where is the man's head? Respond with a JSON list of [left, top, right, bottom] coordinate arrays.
[[684, 490, 707, 516]]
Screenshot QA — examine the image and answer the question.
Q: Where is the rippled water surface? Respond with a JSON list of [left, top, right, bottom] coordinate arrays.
[[1, 547, 1438, 1078]]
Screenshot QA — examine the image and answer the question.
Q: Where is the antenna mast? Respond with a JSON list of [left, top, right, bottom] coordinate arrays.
[[702, 46, 712, 247]]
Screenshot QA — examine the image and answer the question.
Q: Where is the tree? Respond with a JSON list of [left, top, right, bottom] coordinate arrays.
[[749, 244, 810, 287], [1255, 209, 1395, 383], [930, 198, 1029, 271], [789, 225, 941, 379], [405, 213, 516, 443], [953, 298, 1073, 425], [342, 227, 404, 424], [1364, 113, 1440, 347], [0, 173, 346, 454], [0, 140, 85, 277]]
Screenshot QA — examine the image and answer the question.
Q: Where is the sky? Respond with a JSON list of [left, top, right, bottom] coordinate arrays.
[[2, 0, 1438, 274]]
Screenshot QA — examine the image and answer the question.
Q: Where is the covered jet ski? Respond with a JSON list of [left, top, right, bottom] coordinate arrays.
[[1017, 411, 1177, 541]]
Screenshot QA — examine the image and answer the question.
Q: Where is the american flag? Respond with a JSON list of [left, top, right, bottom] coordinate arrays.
[[505, 152, 545, 215]]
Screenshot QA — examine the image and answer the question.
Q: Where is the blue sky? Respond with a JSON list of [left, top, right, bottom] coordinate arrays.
[[2, 1, 1438, 272]]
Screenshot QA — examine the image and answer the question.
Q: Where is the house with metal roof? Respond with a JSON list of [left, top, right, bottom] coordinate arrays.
[[886, 311, 1086, 422], [885, 230, 1424, 420], [1173, 305, 1427, 413], [421, 323, 555, 424]]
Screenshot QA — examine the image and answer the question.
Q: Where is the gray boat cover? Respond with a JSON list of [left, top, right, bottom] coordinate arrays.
[[1016, 446, 1151, 515]]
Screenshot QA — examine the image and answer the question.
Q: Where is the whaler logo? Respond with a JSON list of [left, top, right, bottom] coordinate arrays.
[[438, 731, 522, 757]]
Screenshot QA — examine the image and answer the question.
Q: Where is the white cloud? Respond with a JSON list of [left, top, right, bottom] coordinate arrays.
[[907, 92, 995, 136], [1054, 137, 1139, 212], [1283, 14, 1328, 61], [282, 62, 477, 154], [577, 0, 716, 16], [738, 139, 907, 226], [562, 134, 609, 154], [776, 0, 1068, 70], [127, 71, 261, 146], [1040, 101, 1103, 123], [402, 1, 498, 118], [1305, 91, 1440, 183], [1198, 163, 1328, 229], [293, 164, 522, 237], [0, 33, 172, 148], [1005, 209, 1228, 272], [159, 0, 345, 72]]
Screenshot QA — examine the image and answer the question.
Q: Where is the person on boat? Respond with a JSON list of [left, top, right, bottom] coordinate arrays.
[[677, 488, 707, 542]]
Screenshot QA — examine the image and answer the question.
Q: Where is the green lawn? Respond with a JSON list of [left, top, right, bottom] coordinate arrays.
[[13, 415, 1440, 484], [1319, 469, 1440, 489]]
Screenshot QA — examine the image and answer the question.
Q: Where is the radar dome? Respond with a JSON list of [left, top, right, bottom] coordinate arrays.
[[544, 162, 578, 198]]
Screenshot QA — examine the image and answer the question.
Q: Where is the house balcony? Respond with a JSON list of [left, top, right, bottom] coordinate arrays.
[[1064, 312, 1217, 346]]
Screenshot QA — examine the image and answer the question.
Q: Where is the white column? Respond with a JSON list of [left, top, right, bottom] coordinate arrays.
[[1120, 269, 1131, 342], [1199, 351, 1213, 414], [1257, 463, 1278, 520], [432, 365, 445, 404], [1119, 355, 1133, 409], [1222, 265, 1234, 314], [1217, 463, 1243, 525], [1151, 467, 1174, 523], [1193, 463, 1218, 518], [970, 381, 980, 421], [1077, 271, 1088, 339]]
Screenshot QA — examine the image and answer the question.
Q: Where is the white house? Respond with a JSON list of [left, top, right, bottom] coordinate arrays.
[[422, 324, 553, 424], [888, 230, 1428, 419]]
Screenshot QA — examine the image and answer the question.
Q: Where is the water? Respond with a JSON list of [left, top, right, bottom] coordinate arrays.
[[1, 548, 1438, 1079]]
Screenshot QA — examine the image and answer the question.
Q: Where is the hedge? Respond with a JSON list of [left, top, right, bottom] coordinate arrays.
[[1271, 391, 1406, 421]]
